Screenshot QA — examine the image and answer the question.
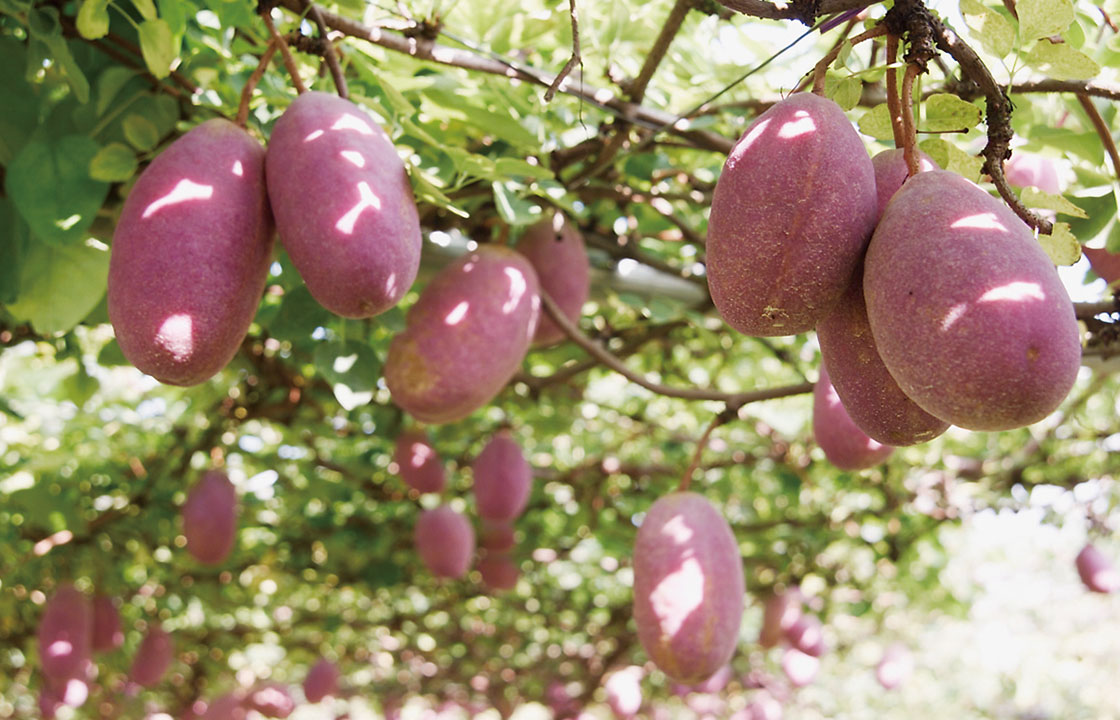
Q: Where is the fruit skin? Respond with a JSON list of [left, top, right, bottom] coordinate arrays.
[[812, 364, 894, 471], [1004, 152, 1061, 194], [632, 492, 745, 684], [38, 583, 93, 681], [869, 148, 937, 221], [781, 647, 819, 687], [758, 588, 801, 649], [393, 430, 446, 494], [202, 692, 248, 720], [604, 666, 643, 719], [784, 615, 824, 657], [414, 505, 476, 579], [1076, 543, 1120, 593], [108, 118, 274, 386], [182, 470, 239, 565], [129, 624, 173, 687], [384, 245, 540, 424], [817, 267, 949, 446], [706, 93, 877, 336], [473, 430, 532, 522], [304, 659, 341, 703], [266, 91, 421, 318], [514, 215, 590, 346], [91, 595, 123, 653], [478, 553, 520, 591], [479, 520, 516, 553], [864, 170, 1081, 431]]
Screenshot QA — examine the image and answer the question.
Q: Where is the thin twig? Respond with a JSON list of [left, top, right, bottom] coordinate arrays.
[[303, 0, 348, 98], [540, 288, 814, 404], [900, 63, 921, 176], [810, 24, 886, 95], [544, 0, 580, 102], [885, 34, 904, 147], [237, 39, 280, 127], [679, 409, 736, 492], [1076, 94, 1120, 184], [716, 0, 874, 23], [262, 10, 308, 94]]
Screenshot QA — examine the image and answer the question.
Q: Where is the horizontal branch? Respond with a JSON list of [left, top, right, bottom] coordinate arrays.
[[716, 0, 874, 23]]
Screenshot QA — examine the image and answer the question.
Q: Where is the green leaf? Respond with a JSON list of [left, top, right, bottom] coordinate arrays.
[[922, 93, 982, 133], [1019, 187, 1087, 218], [0, 39, 40, 166], [494, 157, 556, 181], [122, 113, 160, 151], [130, 0, 157, 20], [1024, 39, 1100, 80], [270, 285, 332, 345], [1017, 0, 1074, 42], [409, 167, 468, 218], [89, 142, 139, 182], [76, 0, 110, 39], [492, 181, 539, 226], [4, 135, 109, 247], [1038, 221, 1080, 266], [1067, 191, 1116, 242], [960, 0, 1015, 57], [314, 340, 380, 393], [138, 18, 177, 79], [918, 138, 983, 183], [825, 73, 862, 112], [27, 8, 90, 103], [95, 67, 139, 117], [6, 237, 110, 334], [0, 198, 30, 304], [858, 103, 895, 141], [156, 0, 187, 36]]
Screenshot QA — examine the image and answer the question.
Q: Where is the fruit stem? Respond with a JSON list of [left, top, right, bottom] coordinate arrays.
[[900, 63, 921, 176], [237, 39, 280, 128], [302, 0, 349, 99], [810, 23, 886, 96], [885, 34, 905, 148], [262, 10, 308, 94]]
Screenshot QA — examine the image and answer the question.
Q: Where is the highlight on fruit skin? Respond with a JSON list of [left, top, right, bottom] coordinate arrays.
[[129, 624, 173, 687], [1076, 543, 1120, 594], [781, 646, 819, 687], [604, 665, 643, 719], [812, 364, 894, 471], [706, 92, 877, 337], [632, 492, 745, 684], [38, 583, 93, 681], [514, 213, 590, 346], [785, 614, 825, 658], [393, 430, 446, 495], [863, 170, 1081, 432], [473, 429, 532, 523], [414, 505, 476, 579], [384, 245, 541, 424], [265, 90, 422, 318], [182, 470, 239, 566], [107, 118, 274, 386]]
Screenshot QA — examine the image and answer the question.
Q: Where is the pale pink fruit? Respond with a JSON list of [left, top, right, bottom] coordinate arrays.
[[393, 430, 446, 494], [514, 214, 590, 346], [785, 615, 825, 657], [813, 365, 894, 471], [182, 470, 238, 565], [1004, 152, 1061, 194], [414, 505, 475, 579], [781, 648, 819, 687], [38, 583, 92, 681], [1076, 543, 1120, 593], [473, 430, 532, 522]]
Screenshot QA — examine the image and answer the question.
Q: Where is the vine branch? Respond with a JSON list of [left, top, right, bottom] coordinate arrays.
[[544, 0, 581, 102], [302, 0, 348, 98], [237, 38, 279, 127], [262, 9, 308, 94]]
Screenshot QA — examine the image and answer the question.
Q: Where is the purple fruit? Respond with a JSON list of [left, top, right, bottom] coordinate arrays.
[[129, 624, 173, 687], [479, 520, 517, 553], [393, 430, 446, 494], [707, 93, 877, 336], [414, 505, 476, 579], [477, 553, 519, 591], [182, 470, 238, 565], [1076, 543, 1120, 593], [266, 91, 421, 318], [473, 430, 532, 522], [633, 492, 745, 684], [385, 245, 540, 424], [38, 583, 92, 681], [864, 170, 1081, 431], [784, 615, 824, 657], [91, 595, 123, 653], [514, 214, 590, 346], [108, 119, 274, 386], [758, 587, 801, 649], [244, 682, 294, 718], [813, 365, 894, 470], [870, 148, 938, 222], [304, 658, 341, 703]]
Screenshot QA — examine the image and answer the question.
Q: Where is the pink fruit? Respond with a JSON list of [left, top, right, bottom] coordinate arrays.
[[477, 554, 519, 591], [864, 170, 1081, 431], [1076, 543, 1120, 593], [182, 470, 239, 565], [393, 430, 446, 494], [1083, 246, 1120, 286], [605, 666, 643, 718], [758, 588, 801, 649], [39, 674, 90, 717], [38, 583, 92, 681], [108, 119, 274, 386], [514, 214, 590, 346], [479, 520, 516, 553], [870, 148, 938, 221], [473, 430, 532, 522], [1003, 152, 1061, 194], [875, 643, 913, 690], [707, 93, 877, 336], [414, 505, 476, 579], [129, 624, 173, 687], [244, 682, 294, 718], [202, 692, 248, 720], [384, 245, 541, 424], [784, 615, 824, 657], [632, 492, 745, 684], [672, 664, 732, 695], [265, 91, 421, 318], [812, 365, 894, 471], [737, 694, 782, 720], [304, 658, 341, 703], [780, 647, 819, 687], [91, 595, 123, 653]]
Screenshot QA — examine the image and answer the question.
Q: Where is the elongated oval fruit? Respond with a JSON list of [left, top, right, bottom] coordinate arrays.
[[813, 365, 894, 470], [108, 119, 273, 386], [129, 624, 173, 687], [1004, 152, 1061, 194], [266, 91, 421, 318], [473, 430, 532, 522], [758, 587, 801, 649], [633, 492, 745, 684], [393, 430, 446, 494], [1076, 543, 1120, 593], [414, 505, 475, 579], [479, 520, 516, 553], [864, 170, 1081, 431], [478, 553, 520, 591], [304, 658, 341, 703], [869, 148, 938, 222], [182, 470, 239, 565], [707, 93, 877, 336], [38, 583, 92, 680], [202, 692, 248, 720], [514, 214, 590, 346], [91, 595, 123, 653], [385, 246, 540, 424]]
